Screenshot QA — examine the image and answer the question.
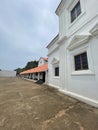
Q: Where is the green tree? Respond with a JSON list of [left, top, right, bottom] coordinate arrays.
[[14, 68, 22, 75], [14, 60, 38, 75], [25, 60, 38, 70]]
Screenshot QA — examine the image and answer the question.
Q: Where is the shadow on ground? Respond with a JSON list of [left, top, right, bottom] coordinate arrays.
[[35, 79, 44, 85]]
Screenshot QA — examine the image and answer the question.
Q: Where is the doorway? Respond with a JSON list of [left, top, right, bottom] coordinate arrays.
[[42, 72, 46, 82]]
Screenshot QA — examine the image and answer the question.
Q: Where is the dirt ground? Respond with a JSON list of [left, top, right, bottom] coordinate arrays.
[[0, 77, 98, 130]]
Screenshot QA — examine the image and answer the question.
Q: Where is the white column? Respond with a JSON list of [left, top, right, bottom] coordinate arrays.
[[34, 73, 35, 79], [38, 73, 40, 80], [30, 74, 32, 79], [31, 74, 33, 79], [32, 74, 34, 79]]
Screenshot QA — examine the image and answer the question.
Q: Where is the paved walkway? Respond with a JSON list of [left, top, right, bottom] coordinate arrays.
[[0, 77, 98, 130]]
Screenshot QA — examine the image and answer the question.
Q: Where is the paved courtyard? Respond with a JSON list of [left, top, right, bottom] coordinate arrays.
[[0, 77, 98, 130]]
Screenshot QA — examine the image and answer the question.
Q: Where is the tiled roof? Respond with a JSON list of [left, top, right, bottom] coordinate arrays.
[[43, 58, 48, 61], [20, 64, 48, 75]]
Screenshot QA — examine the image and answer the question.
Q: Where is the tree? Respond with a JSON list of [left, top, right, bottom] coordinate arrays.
[[14, 60, 38, 75], [0, 69, 1, 71], [14, 68, 22, 75], [25, 60, 38, 70]]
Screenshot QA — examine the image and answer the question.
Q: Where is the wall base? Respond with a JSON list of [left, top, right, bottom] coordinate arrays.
[[59, 89, 98, 108], [47, 83, 59, 89]]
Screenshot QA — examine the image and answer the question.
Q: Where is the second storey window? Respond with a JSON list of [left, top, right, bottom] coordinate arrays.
[[74, 52, 89, 71], [71, 1, 81, 23], [55, 67, 59, 76]]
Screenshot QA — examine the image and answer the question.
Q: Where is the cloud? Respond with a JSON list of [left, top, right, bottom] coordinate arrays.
[[0, 0, 61, 70]]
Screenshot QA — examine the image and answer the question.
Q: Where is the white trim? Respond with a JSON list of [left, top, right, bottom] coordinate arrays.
[[71, 70, 95, 76], [48, 46, 59, 56], [69, 44, 95, 75], [51, 58, 59, 65], [47, 83, 59, 89], [90, 22, 98, 38], [67, 0, 81, 10], [47, 34, 59, 49], [68, 0, 86, 27], [47, 83, 98, 108], [48, 36, 67, 56], [67, 34, 91, 51], [68, 14, 98, 37], [69, 12, 86, 29], [55, 0, 66, 16], [57, 36, 67, 45], [53, 76, 60, 79], [53, 63, 59, 77], [59, 89, 98, 108]]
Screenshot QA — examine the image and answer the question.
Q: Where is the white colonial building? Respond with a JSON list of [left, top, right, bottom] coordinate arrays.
[[47, 0, 98, 107]]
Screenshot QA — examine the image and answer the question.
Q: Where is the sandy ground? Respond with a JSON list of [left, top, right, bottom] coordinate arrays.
[[0, 77, 98, 130]]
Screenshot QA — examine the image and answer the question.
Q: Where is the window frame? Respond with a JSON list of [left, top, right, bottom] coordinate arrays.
[[74, 52, 89, 71], [54, 66, 59, 76], [52, 58, 60, 78], [67, 0, 86, 28], [68, 44, 95, 76], [71, 0, 81, 23]]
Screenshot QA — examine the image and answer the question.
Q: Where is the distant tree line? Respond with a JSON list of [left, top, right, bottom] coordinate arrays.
[[14, 60, 38, 75]]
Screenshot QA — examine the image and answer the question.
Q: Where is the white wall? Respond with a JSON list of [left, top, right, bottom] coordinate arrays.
[[38, 58, 44, 66], [38, 58, 47, 66], [47, 0, 98, 107], [59, 0, 98, 38], [48, 49, 60, 88], [0, 71, 16, 77], [65, 37, 98, 107]]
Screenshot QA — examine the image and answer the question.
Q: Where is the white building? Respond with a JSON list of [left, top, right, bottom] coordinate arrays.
[[47, 0, 98, 107], [20, 57, 48, 84]]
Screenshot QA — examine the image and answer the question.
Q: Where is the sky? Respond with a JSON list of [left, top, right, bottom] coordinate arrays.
[[0, 0, 61, 70]]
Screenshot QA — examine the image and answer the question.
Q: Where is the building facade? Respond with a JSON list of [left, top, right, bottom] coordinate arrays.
[[47, 0, 98, 107], [20, 57, 48, 84]]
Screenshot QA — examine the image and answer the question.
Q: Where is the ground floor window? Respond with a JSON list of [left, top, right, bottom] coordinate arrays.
[[74, 52, 89, 71], [55, 67, 59, 76]]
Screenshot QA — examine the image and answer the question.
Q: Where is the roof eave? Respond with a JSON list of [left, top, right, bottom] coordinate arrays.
[[55, 0, 65, 16], [46, 34, 59, 49]]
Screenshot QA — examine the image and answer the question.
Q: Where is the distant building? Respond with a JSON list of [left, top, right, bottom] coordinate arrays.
[[20, 57, 48, 83], [0, 70, 16, 77]]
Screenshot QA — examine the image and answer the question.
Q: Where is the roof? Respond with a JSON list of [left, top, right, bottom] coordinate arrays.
[[42, 58, 48, 61], [39, 57, 48, 62], [46, 34, 59, 48], [20, 64, 48, 75], [55, 0, 66, 16]]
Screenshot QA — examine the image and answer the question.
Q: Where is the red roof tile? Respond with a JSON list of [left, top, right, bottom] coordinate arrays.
[[43, 58, 48, 61], [20, 64, 48, 75]]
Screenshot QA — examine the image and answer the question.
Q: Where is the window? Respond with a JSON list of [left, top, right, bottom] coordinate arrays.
[[74, 52, 89, 71], [55, 67, 59, 76], [71, 1, 81, 23]]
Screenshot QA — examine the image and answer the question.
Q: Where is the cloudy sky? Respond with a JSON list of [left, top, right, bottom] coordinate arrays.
[[0, 0, 60, 70]]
